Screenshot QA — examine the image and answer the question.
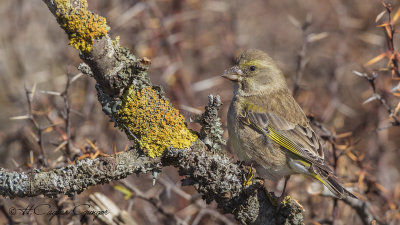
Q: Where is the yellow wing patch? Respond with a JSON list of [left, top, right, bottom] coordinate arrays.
[[266, 125, 304, 156]]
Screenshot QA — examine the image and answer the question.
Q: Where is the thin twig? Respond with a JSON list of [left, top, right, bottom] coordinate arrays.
[[353, 71, 400, 129], [293, 14, 312, 97], [61, 73, 72, 158], [24, 84, 48, 167]]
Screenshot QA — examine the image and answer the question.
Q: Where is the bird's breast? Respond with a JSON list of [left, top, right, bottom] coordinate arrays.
[[227, 96, 292, 180]]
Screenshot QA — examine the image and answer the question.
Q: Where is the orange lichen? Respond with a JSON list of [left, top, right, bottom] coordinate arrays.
[[54, 0, 108, 52], [116, 86, 197, 158]]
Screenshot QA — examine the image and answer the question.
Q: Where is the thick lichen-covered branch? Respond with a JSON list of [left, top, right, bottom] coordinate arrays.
[[43, 0, 150, 97], [53, 0, 108, 53], [116, 86, 197, 157], [0, 142, 303, 225], [0, 149, 161, 198]]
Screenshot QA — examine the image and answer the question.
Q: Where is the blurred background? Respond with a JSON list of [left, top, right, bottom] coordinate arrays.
[[0, 0, 399, 224]]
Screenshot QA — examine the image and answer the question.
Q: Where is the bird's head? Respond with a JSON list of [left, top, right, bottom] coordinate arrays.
[[222, 49, 287, 95]]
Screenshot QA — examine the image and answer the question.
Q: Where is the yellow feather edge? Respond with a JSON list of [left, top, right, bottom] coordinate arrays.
[[266, 126, 303, 157]]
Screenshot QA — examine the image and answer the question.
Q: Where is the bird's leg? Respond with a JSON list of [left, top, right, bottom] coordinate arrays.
[[277, 175, 291, 210], [281, 175, 290, 197]]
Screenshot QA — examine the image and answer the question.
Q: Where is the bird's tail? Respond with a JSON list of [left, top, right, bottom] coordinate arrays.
[[313, 174, 357, 199]]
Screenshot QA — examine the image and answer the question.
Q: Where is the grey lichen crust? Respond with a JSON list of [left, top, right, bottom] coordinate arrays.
[[192, 95, 226, 152], [0, 168, 31, 198], [77, 35, 152, 98], [162, 141, 304, 225], [0, 150, 162, 198], [96, 83, 122, 119]]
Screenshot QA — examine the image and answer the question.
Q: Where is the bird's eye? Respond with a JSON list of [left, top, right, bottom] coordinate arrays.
[[249, 66, 256, 71]]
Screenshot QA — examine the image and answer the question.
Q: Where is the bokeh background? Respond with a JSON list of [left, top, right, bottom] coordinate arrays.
[[0, 0, 399, 224]]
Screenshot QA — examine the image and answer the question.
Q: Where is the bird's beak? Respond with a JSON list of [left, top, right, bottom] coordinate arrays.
[[221, 65, 244, 82]]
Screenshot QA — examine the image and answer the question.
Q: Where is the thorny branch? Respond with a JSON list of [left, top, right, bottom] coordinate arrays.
[[361, 2, 400, 130], [382, 3, 400, 78], [352, 70, 400, 129]]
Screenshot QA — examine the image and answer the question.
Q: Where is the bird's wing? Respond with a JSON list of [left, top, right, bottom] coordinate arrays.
[[244, 106, 332, 176], [245, 106, 357, 198]]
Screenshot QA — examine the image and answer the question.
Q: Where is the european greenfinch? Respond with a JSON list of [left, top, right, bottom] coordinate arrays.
[[222, 49, 356, 199]]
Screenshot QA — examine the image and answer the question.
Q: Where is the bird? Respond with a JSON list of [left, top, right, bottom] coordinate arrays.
[[222, 49, 356, 200]]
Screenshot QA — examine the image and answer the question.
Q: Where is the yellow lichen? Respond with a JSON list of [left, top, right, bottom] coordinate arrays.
[[54, 0, 71, 10], [116, 86, 198, 158], [242, 168, 254, 187], [54, 0, 108, 52], [281, 195, 292, 205]]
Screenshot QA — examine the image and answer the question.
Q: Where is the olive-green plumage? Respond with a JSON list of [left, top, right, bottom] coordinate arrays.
[[223, 49, 355, 199]]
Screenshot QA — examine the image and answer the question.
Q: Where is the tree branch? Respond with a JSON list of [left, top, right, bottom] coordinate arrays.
[[0, 139, 303, 225]]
